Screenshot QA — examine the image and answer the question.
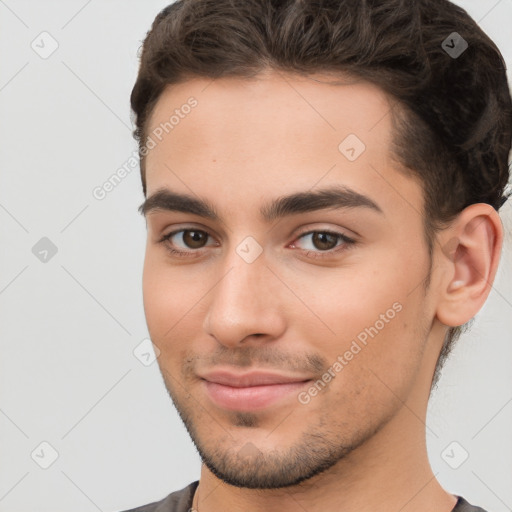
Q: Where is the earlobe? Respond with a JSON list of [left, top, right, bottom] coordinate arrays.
[[435, 203, 503, 327]]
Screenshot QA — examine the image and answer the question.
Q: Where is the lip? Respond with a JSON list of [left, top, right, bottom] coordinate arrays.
[[199, 369, 313, 411], [200, 369, 313, 387]]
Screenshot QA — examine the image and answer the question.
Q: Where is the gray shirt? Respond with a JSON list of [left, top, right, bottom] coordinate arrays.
[[120, 481, 489, 512]]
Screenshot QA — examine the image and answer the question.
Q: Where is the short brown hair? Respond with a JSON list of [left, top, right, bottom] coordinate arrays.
[[130, 0, 512, 386]]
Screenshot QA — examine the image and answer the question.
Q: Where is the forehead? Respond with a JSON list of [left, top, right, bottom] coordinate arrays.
[[146, 71, 393, 153], [144, 71, 423, 224]]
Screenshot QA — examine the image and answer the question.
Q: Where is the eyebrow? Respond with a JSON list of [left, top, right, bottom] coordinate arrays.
[[138, 185, 384, 222]]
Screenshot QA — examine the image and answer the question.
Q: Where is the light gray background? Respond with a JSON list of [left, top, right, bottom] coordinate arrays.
[[0, 1, 511, 511]]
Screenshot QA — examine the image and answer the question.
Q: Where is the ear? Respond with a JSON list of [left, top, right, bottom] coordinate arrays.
[[435, 203, 503, 327]]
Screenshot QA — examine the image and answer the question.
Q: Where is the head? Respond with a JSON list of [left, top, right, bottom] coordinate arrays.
[[131, 0, 511, 490]]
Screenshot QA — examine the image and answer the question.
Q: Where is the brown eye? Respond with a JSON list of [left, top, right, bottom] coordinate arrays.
[[310, 232, 339, 251], [182, 230, 208, 249], [160, 229, 214, 253], [292, 230, 356, 259]]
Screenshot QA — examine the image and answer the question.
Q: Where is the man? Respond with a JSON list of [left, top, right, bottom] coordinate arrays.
[[122, 0, 511, 510]]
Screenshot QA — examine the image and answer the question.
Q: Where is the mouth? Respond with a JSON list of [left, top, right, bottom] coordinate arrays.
[[198, 369, 313, 412]]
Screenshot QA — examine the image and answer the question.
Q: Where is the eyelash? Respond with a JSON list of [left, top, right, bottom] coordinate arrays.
[[158, 228, 356, 260]]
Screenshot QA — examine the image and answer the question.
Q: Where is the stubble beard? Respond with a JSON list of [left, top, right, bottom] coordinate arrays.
[[160, 371, 388, 490]]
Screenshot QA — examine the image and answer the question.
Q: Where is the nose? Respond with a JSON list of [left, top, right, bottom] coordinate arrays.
[[202, 248, 286, 348]]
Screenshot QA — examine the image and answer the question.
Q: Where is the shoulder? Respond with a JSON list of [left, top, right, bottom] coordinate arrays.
[[118, 481, 199, 512], [453, 496, 489, 512]]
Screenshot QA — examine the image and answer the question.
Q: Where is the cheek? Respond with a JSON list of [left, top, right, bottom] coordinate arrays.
[[143, 259, 211, 382], [283, 259, 409, 339], [295, 293, 425, 428], [142, 253, 207, 343], [289, 258, 426, 387]]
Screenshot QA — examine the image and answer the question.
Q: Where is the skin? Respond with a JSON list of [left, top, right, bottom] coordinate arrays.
[[140, 70, 503, 512]]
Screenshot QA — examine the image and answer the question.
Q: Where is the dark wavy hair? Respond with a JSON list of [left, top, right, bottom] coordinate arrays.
[[130, 0, 512, 387]]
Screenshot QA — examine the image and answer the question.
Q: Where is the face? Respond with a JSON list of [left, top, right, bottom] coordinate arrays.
[[141, 71, 439, 489]]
